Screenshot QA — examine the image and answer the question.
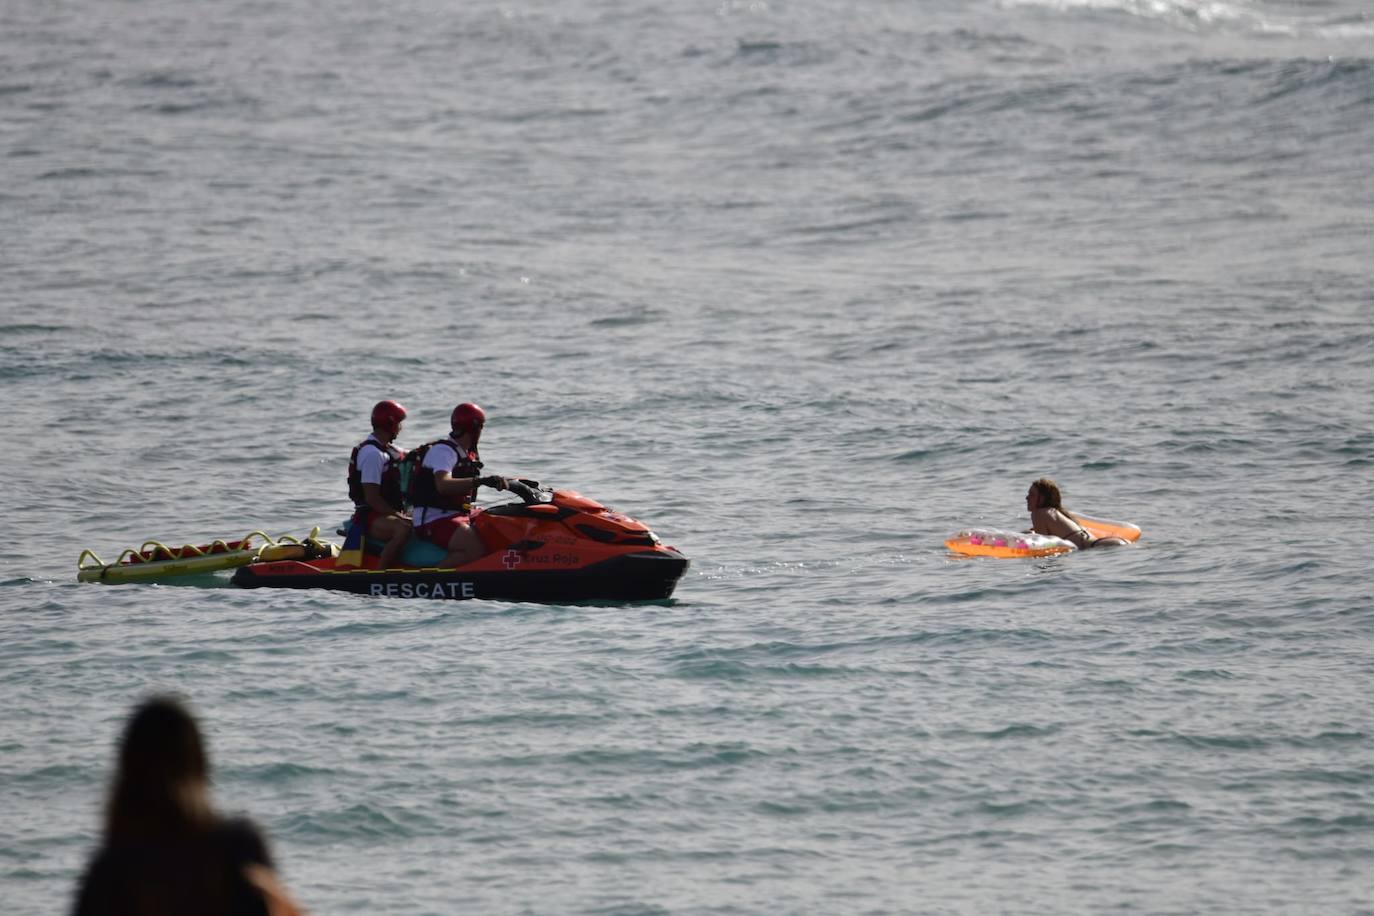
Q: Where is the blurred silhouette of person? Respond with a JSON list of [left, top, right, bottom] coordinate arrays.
[[72, 695, 304, 916]]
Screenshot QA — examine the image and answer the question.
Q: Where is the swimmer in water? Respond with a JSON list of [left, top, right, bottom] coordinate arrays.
[[1026, 478, 1131, 549]]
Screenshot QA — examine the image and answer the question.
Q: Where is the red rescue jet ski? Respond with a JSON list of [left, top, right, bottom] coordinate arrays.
[[231, 484, 688, 603]]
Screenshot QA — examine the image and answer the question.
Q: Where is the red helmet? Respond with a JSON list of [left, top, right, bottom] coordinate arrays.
[[450, 402, 486, 438], [370, 399, 407, 431]]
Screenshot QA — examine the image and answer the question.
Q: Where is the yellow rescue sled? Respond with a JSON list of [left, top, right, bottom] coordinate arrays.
[[77, 529, 336, 584]]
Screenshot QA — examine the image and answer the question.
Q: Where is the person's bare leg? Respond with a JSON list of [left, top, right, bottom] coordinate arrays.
[[440, 522, 487, 568], [372, 515, 412, 569]]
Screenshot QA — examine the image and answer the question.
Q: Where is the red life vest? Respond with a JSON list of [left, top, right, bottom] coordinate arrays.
[[347, 437, 405, 511], [406, 438, 482, 511]]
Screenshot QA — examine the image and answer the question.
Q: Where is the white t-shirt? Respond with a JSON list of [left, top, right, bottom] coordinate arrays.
[[413, 441, 464, 528], [355, 436, 390, 488]]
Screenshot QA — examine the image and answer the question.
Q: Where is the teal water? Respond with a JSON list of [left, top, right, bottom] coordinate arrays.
[[3, 0, 1374, 912]]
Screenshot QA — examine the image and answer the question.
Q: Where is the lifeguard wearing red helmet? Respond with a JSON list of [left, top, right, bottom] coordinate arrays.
[[450, 402, 486, 437], [371, 399, 408, 433], [346, 399, 412, 571], [408, 401, 509, 568]]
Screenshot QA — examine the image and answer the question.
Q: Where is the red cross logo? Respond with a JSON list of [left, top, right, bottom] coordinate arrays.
[[502, 549, 522, 569]]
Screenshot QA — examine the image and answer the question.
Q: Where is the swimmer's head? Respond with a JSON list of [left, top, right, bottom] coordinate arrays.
[[1028, 477, 1063, 511]]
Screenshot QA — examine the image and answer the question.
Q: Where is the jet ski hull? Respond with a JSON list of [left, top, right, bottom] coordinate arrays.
[[231, 548, 688, 603]]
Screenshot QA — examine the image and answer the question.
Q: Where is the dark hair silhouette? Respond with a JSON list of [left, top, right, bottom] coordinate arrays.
[[104, 696, 215, 841], [73, 696, 306, 916]]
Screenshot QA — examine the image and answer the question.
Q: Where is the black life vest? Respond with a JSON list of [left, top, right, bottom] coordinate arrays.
[[347, 437, 405, 511], [405, 438, 483, 510]]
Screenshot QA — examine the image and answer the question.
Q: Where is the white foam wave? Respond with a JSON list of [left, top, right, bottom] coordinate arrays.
[[1001, 0, 1374, 38]]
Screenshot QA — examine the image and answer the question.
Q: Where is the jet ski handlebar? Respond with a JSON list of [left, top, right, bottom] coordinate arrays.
[[506, 480, 540, 503], [478, 476, 544, 504]]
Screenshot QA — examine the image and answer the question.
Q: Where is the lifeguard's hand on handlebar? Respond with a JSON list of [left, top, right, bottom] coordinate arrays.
[[477, 475, 508, 490]]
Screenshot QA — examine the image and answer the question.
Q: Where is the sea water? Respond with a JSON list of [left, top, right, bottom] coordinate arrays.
[[3, 0, 1373, 912]]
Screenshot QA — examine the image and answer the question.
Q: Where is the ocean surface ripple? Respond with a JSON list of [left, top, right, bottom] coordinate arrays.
[[3, 0, 1373, 913]]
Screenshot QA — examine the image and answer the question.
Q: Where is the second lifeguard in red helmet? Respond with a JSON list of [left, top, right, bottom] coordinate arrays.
[[408, 403, 510, 568], [346, 400, 413, 569]]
